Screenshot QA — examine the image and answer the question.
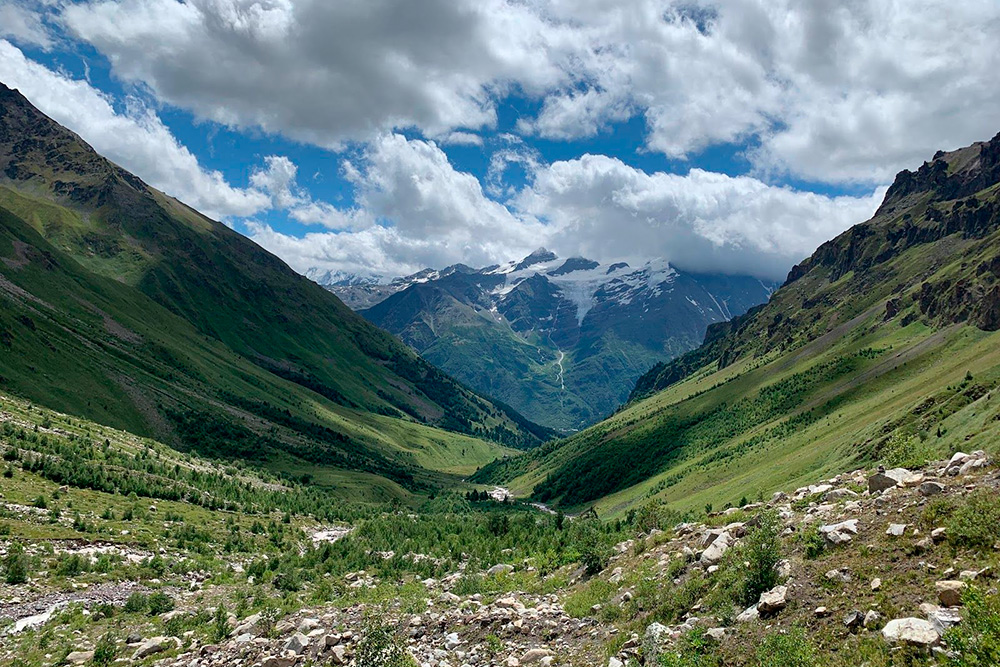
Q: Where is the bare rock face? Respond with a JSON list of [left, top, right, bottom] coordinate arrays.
[[868, 468, 920, 493], [757, 586, 788, 615], [819, 519, 859, 546], [699, 532, 731, 564], [881, 618, 940, 646], [936, 580, 966, 607]]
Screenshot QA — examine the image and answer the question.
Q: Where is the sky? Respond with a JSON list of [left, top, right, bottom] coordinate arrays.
[[1, 1, 999, 282]]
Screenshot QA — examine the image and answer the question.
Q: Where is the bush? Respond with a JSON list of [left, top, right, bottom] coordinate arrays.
[[947, 490, 1000, 550], [354, 610, 409, 667], [659, 628, 721, 667], [91, 632, 118, 667], [577, 525, 612, 575], [946, 585, 1000, 666], [212, 605, 232, 642], [147, 591, 175, 615], [4, 541, 29, 584], [740, 512, 782, 605], [123, 592, 148, 613], [755, 628, 815, 667], [798, 524, 825, 560]]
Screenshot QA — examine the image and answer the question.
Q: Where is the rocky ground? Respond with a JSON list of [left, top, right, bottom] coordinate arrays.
[[2, 450, 998, 666]]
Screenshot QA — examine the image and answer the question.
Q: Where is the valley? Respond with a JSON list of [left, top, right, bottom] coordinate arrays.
[[3, 53, 1000, 667], [326, 254, 773, 431]]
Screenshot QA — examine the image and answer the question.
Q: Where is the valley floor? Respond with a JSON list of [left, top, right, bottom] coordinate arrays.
[[2, 394, 1000, 666]]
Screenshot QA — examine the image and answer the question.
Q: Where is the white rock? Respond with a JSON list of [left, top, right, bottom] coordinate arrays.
[[882, 618, 940, 646], [757, 586, 788, 614]]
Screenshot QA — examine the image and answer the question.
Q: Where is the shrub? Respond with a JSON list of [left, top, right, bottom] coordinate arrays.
[[947, 490, 1000, 550], [212, 605, 232, 642], [354, 610, 409, 667], [755, 628, 815, 667], [3, 541, 29, 584], [147, 591, 175, 615], [577, 525, 612, 575], [123, 592, 148, 613], [945, 585, 1000, 666], [91, 632, 118, 667], [798, 524, 825, 560], [659, 628, 721, 667], [740, 511, 782, 605]]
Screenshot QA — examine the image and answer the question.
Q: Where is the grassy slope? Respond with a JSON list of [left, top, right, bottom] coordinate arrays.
[[0, 81, 550, 454], [0, 201, 514, 491], [0, 83, 536, 497], [478, 133, 1000, 515]]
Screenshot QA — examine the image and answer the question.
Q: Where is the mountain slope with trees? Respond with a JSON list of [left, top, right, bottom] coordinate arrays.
[[475, 131, 1000, 514], [328, 255, 773, 431], [0, 82, 550, 497]]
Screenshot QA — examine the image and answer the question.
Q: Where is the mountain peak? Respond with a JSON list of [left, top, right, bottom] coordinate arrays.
[[515, 247, 558, 271]]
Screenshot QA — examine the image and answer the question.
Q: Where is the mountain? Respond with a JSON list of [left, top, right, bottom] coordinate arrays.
[[0, 82, 551, 497], [304, 267, 383, 287], [333, 251, 773, 431], [474, 131, 1000, 514]]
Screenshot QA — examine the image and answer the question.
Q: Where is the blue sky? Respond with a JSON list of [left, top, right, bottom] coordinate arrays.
[[2, 1, 999, 280]]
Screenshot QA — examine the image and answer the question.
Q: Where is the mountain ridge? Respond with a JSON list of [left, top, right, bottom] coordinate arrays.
[[0, 81, 550, 499], [331, 252, 774, 430], [474, 129, 1000, 514]]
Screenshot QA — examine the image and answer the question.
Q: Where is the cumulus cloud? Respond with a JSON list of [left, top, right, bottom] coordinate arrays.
[[517, 155, 885, 280], [61, 0, 567, 148], [0, 2, 54, 49], [60, 0, 1000, 183], [0, 39, 270, 220], [249, 134, 882, 281]]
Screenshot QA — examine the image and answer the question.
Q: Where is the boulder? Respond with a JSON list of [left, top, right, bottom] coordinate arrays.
[[65, 651, 94, 665], [868, 468, 917, 493], [936, 580, 966, 607], [919, 481, 945, 497], [487, 563, 515, 576], [262, 657, 297, 667], [886, 523, 907, 537], [881, 618, 940, 646], [329, 646, 348, 665], [642, 622, 671, 664], [133, 636, 179, 660], [736, 605, 760, 623], [757, 586, 788, 615], [844, 610, 864, 630], [699, 533, 731, 564], [864, 610, 882, 629], [826, 568, 852, 583], [521, 648, 553, 664], [819, 519, 859, 546], [923, 605, 962, 634], [284, 633, 310, 655]]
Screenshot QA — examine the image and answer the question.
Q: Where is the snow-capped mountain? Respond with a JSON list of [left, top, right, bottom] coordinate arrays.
[[304, 268, 384, 287], [328, 249, 776, 431]]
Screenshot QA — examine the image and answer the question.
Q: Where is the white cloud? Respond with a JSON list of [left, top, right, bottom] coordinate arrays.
[[0, 39, 270, 220], [517, 154, 885, 280], [61, 0, 568, 148], [0, 2, 54, 49], [60, 0, 1000, 184], [250, 134, 882, 282]]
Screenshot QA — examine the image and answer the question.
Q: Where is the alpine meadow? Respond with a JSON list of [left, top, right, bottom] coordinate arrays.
[[3, 3, 1000, 667]]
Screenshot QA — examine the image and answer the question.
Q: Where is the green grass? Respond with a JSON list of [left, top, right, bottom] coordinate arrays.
[[476, 142, 1000, 516]]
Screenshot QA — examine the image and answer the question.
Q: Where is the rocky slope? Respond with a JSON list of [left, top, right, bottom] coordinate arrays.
[[2, 392, 998, 667], [327, 252, 773, 431]]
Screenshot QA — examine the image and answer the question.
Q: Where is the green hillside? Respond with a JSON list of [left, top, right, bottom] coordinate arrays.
[[475, 131, 1000, 515], [0, 82, 545, 496]]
